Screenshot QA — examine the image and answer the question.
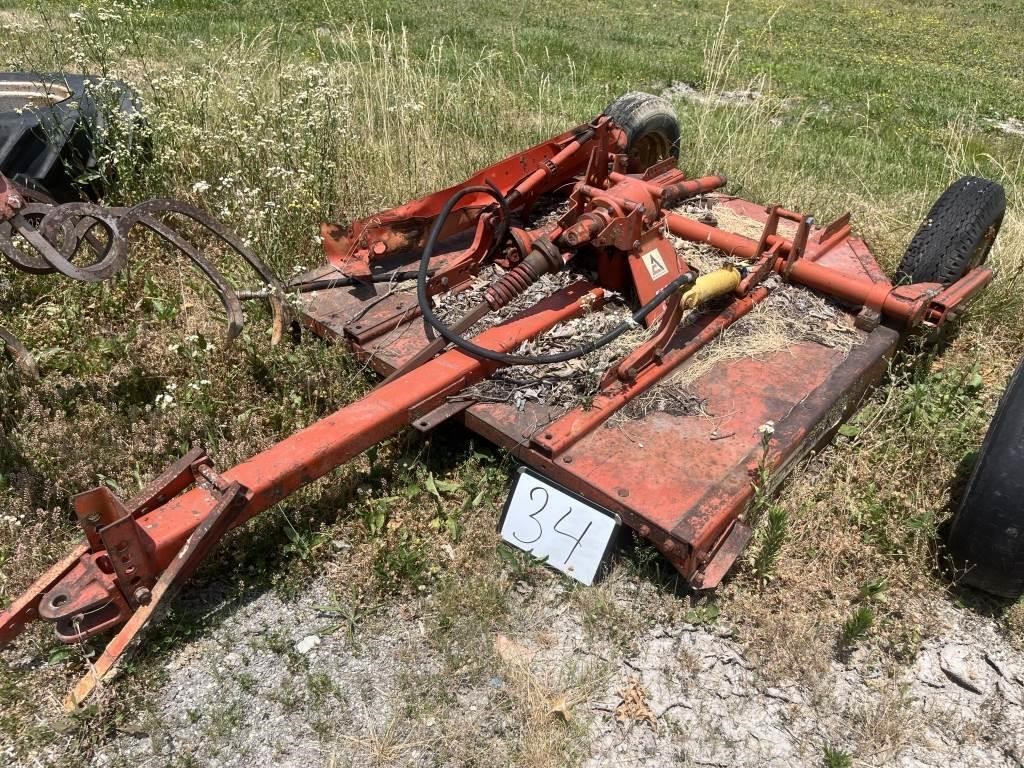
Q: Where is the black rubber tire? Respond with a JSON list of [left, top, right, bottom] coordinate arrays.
[[603, 92, 680, 173], [0, 73, 140, 202], [895, 176, 1005, 286], [945, 359, 1024, 599]]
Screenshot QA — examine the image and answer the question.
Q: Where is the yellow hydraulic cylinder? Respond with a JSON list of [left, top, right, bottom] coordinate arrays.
[[681, 265, 742, 309]]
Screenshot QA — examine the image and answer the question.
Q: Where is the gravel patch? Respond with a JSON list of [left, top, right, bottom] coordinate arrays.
[[584, 602, 1023, 767], [661, 81, 763, 107], [78, 576, 1024, 768]]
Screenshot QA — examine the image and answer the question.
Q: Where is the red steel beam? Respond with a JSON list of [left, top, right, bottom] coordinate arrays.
[[532, 285, 770, 457], [665, 210, 767, 260], [162, 286, 602, 550], [15, 283, 605, 642], [321, 122, 609, 272], [664, 212, 940, 326]]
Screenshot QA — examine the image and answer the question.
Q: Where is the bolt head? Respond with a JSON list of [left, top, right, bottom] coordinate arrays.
[[133, 587, 152, 606]]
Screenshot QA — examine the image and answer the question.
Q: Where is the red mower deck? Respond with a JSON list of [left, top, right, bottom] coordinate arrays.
[[296, 197, 901, 588], [0, 93, 999, 707]]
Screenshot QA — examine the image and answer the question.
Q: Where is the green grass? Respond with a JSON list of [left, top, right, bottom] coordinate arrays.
[[7, 0, 1024, 217], [822, 743, 854, 768], [2, 0, 1024, 764]]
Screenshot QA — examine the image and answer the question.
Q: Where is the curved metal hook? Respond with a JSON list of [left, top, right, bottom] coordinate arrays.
[[0, 325, 39, 379], [0, 203, 59, 274], [0, 179, 288, 374], [34, 203, 129, 281], [132, 213, 245, 342], [118, 199, 287, 343]]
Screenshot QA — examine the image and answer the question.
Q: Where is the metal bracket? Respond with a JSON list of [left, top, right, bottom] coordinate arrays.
[[738, 207, 784, 294], [0, 543, 88, 647], [412, 400, 473, 432], [693, 520, 753, 590], [739, 206, 813, 291], [640, 156, 679, 181], [10, 448, 242, 648], [781, 214, 813, 279], [612, 288, 686, 383], [854, 306, 881, 331], [815, 212, 850, 244], [70, 447, 213, 608], [65, 480, 248, 710]]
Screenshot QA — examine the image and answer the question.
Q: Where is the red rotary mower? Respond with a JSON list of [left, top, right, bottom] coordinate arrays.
[[0, 92, 1009, 706]]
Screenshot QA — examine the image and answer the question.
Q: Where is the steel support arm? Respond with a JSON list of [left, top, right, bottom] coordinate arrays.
[[0, 283, 605, 657]]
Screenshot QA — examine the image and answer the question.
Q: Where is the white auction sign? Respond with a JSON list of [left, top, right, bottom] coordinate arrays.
[[499, 467, 620, 585]]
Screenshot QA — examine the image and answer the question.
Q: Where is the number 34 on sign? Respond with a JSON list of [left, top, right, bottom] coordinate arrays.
[[499, 467, 621, 585]]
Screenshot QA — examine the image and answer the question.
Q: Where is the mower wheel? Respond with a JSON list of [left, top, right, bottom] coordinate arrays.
[[945, 357, 1024, 600], [0, 73, 141, 201], [603, 92, 680, 173], [895, 176, 1005, 286]]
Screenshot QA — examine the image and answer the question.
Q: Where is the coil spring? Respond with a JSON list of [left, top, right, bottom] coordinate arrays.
[[484, 259, 545, 310]]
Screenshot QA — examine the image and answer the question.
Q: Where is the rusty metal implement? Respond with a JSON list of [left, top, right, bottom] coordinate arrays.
[[0, 99, 998, 708], [0, 175, 287, 371]]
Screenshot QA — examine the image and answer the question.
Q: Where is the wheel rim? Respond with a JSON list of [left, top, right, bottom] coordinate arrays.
[[967, 216, 1002, 272], [628, 132, 671, 172]]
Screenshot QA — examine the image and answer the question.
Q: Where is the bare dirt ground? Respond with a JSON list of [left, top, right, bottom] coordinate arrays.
[[44, 565, 1019, 768]]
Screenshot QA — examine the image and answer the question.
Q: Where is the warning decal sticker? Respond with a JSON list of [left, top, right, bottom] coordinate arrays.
[[641, 248, 669, 280]]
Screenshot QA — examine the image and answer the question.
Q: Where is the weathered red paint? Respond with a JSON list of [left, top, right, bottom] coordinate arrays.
[[294, 149, 989, 593], [0, 107, 996, 709], [0, 543, 87, 647], [35, 282, 603, 631], [320, 124, 603, 276], [531, 285, 771, 457]]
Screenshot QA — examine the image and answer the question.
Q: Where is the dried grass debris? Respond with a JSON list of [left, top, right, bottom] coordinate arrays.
[[439, 265, 652, 413], [613, 676, 657, 731], [434, 197, 859, 419]]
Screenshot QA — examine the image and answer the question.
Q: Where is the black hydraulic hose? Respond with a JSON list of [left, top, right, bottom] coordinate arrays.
[[417, 186, 696, 366]]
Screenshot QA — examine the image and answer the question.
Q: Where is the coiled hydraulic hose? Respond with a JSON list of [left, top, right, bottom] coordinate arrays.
[[417, 185, 696, 366]]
